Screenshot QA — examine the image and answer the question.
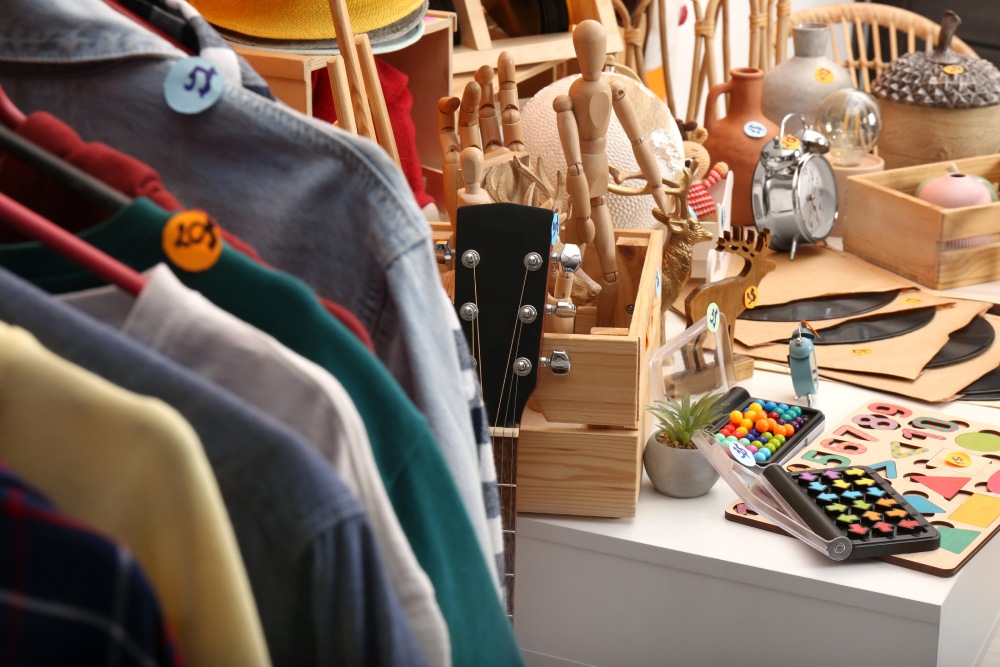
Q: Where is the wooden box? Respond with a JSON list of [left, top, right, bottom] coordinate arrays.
[[517, 228, 664, 518], [843, 155, 1000, 290]]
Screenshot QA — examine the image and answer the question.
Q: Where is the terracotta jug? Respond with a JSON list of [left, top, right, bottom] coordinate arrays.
[[703, 68, 779, 227]]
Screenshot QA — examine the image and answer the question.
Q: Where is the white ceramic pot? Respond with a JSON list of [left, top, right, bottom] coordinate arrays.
[[642, 432, 719, 498]]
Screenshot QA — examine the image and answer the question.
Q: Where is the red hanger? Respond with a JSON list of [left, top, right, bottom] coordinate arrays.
[[0, 85, 145, 296], [0, 85, 25, 128], [0, 193, 146, 296]]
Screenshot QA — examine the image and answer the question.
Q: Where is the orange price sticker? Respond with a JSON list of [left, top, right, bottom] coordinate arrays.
[[814, 67, 834, 84], [162, 210, 223, 272], [780, 134, 801, 151], [944, 451, 973, 467], [851, 347, 873, 356], [902, 297, 922, 304], [743, 285, 760, 309], [943, 64, 965, 76]]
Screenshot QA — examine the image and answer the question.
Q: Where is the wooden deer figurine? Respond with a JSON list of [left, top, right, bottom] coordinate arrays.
[[651, 162, 713, 312], [685, 227, 777, 348]]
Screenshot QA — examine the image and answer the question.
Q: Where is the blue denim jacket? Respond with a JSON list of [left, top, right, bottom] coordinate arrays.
[[0, 0, 503, 593]]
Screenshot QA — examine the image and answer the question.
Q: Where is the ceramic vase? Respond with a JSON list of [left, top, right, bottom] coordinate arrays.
[[703, 68, 779, 227], [642, 433, 719, 498], [916, 172, 998, 208], [762, 23, 852, 126]]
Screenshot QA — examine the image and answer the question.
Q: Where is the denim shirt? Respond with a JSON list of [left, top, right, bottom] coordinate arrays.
[[0, 0, 502, 593]]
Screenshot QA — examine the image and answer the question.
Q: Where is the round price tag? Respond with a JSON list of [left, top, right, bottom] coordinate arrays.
[[744, 121, 768, 139], [655, 268, 662, 298], [943, 64, 965, 76], [551, 212, 560, 247], [162, 210, 223, 272], [814, 67, 834, 84], [944, 452, 973, 467], [729, 440, 757, 468], [743, 285, 760, 309], [780, 134, 801, 151], [706, 302, 721, 332], [164, 56, 225, 115], [851, 347, 873, 356], [902, 297, 922, 304]]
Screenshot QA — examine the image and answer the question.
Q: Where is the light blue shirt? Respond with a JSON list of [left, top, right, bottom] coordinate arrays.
[[0, 0, 503, 593]]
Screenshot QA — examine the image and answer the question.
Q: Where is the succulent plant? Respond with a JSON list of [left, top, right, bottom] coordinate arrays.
[[647, 391, 728, 449]]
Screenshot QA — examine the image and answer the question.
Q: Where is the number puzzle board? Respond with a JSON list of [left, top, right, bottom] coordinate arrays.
[[725, 400, 1000, 576]]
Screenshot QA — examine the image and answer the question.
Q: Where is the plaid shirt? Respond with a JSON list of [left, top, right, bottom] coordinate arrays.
[[0, 464, 181, 666]]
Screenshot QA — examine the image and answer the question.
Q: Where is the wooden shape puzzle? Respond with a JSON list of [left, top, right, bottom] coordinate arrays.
[[725, 400, 1000, 576]]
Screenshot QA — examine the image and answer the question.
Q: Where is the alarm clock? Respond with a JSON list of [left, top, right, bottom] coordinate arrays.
[[751, 113, 838, 260]]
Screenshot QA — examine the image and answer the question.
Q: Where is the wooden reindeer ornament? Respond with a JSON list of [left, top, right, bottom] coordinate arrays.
[[685, 227, 777, 349], [652, 161, 713, 312]]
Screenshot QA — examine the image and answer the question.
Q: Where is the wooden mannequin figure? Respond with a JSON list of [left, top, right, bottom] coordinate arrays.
[[554, 19, 673, 328]]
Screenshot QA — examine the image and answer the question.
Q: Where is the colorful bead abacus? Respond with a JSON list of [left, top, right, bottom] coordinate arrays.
[[715, 399, 809, 463]]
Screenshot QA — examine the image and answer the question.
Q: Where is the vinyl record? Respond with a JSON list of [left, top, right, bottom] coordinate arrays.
[[780, 306, 936, 346], [959, 391, 1000, 402], [960, 366, 1000, 396], [925, 315, 996, 370], [738, 291, 898, 322]]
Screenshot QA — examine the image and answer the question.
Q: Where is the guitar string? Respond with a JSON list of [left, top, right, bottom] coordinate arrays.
[[472, 264, 484, 394], [497, 267, 529, 614]]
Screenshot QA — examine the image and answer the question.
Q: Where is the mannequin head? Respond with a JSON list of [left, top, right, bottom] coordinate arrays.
[[573, 20, 607, 82]]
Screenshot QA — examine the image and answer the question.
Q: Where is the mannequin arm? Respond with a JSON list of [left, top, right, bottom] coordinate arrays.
[[610, 79, 671, 215]]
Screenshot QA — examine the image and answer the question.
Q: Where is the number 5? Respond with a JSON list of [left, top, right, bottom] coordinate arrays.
[[802, 450, 850, 467]]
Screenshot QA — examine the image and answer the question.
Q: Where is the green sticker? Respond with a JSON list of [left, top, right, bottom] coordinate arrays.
[[706, 302, 720, 332]]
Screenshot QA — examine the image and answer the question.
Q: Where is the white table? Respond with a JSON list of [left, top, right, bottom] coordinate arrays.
[[513, 368, 1000, 667]]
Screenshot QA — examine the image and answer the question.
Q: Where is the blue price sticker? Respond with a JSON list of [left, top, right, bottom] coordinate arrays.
[[743, 121, 768, 139], [164, 56, 225, 115], [706, 302, 721, 333], [729, 440, 757, 468], [551, 212, 560, 247]]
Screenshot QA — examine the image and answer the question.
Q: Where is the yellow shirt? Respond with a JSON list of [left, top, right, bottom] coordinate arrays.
[[0, 324, 271, 667]]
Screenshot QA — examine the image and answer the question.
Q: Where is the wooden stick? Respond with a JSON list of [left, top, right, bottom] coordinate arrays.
[[325, 55, 356, 134], [354, 33, 401, 166], [326, 0, 375, 139]]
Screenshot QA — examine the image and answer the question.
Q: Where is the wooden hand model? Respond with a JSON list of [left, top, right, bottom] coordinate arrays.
[[438, 53, 531, 226], [553, 19, 673, 328]]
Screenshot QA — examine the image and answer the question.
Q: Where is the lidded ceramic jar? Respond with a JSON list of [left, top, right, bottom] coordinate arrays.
[[872, 11, 1000, 168], [762, 23, 852, 126], [916, 172, 998, 208]]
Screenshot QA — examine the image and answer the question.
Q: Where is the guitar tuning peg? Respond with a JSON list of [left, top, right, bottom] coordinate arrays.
[[545, 301, 576, 318], [552, 244, 581, 274], [540, 350, 571, 376], [434, 241, 454, 266]]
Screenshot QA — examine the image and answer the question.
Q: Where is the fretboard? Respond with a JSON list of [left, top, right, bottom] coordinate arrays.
[[490, 425, 519, 621]]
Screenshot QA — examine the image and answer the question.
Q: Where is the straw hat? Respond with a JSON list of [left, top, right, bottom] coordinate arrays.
[[190, 0, 427, 46]]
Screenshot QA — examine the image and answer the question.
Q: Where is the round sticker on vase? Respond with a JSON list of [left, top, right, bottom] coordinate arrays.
[[162, 210, 223, 272], [814, 67, 834, 84], [744, 121, 768, 139], [164, 56, 225, 114]]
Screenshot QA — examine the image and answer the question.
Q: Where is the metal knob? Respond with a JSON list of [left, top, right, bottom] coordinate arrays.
[[552, 244, 582, 274], [540, 350, 571, 376], [434, 241, 453, 266], [545, 301, 577, 319]]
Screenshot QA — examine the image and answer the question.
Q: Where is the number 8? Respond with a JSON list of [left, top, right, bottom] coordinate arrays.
[[853, 414, 899, 430]]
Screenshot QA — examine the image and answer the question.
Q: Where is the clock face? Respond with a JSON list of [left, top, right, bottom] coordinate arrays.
[[794, 155, 837, 240]]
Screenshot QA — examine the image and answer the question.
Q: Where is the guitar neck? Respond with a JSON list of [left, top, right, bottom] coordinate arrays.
[[490, 425, 519, 621]]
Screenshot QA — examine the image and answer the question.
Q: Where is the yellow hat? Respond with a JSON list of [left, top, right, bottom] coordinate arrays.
[[189, 0, 426, 41]]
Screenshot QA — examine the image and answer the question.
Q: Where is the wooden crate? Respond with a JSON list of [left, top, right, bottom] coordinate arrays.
[[517, 228, 664, 517], [843, 155, 1000, 290]]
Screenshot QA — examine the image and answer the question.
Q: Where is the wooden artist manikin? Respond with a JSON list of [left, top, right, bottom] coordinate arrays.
[[554, 19, 672, 327]]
